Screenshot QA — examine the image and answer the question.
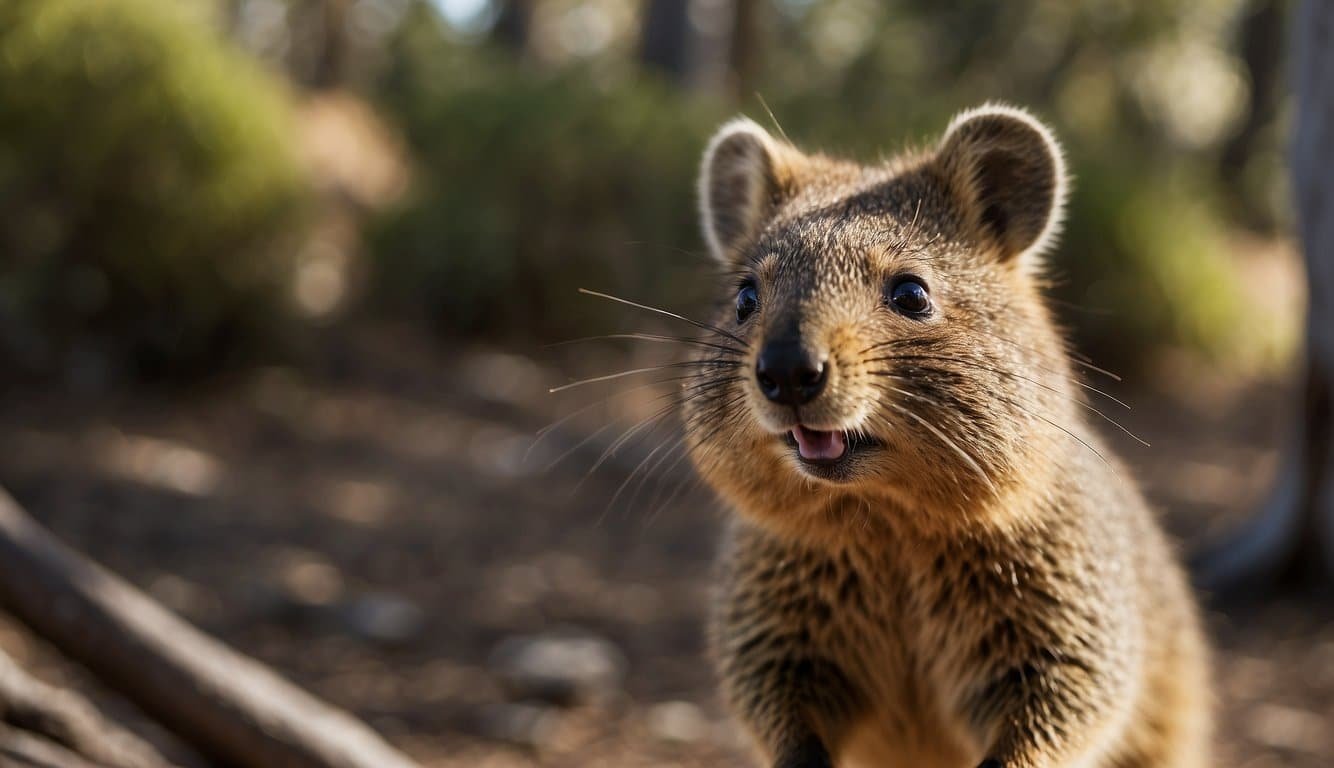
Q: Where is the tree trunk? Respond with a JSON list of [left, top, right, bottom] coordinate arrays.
[[1220, 0, 1284, 183], [1192, 0, 1334, 592], [1287, 0, 1334, 583], [311, 0, 349, 90], [0, 488, 421, 768], [639, 0, 752, 97], [0, 722, 105, 768], [492, 0, 533, 56], [727, 0, 761, 100], [1220, 0, 1285, 228], [639, 0, 692, 83]]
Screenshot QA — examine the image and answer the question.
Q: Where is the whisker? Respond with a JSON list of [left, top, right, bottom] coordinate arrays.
[[528, 381, 653, 465], [618, 240, 711, 262], [857, 325, 1122, 385], [581, 372, 743, 491], [601, 436, 677, 523], [888, 198, 924, 255], [630, 436, 691, 509], [543, 418, 622, 475], [867, 353, 1146, 446], [1067, 357, 1122, 382], [579, 288, 747, 346], [546, 332, 744, 357], [966, 323, 1122, 383], [1029, 408, 1118, 478], [645, 442, 696, 518], [579, 400, 682, 491], [646, 392, 746, 521], [549, 360, 740, 393], [868, 348, 1132, 412], [878, 395, 997, 495], [868, 373, 1071, 473], [645, 389, 753, 521], [607, 431, 689, 515], [1045, 296, 1117, 317], [530, 370, 739, 464], [755, 92, 791, 145], [871, 371, 1119, 479], [647, 467, 703, 528], [542, 372, 736, 475]]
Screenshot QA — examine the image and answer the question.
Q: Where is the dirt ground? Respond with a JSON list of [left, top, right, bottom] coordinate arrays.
[[0, 326, 1329, 767]]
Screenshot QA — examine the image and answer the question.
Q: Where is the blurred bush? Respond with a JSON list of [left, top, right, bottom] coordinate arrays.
[[0, 0, 310, 381], [369, 8, 722, 341], [3, 0, 1277, 376], [367, 1, 1278, 371]]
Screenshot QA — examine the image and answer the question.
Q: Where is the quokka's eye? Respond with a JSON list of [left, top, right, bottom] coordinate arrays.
[[888, 277, 931, 316], [735, 282, 759, 323]]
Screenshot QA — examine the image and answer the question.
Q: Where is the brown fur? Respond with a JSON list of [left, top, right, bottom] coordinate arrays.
[[683, 106, 1210, 768]]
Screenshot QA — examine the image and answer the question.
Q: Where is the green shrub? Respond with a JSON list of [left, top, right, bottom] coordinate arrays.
[[370, 8, 1259, 370], [1055, 152, 1245, 368], [369, 13, 724, 341], [0, 0, 310, 379]]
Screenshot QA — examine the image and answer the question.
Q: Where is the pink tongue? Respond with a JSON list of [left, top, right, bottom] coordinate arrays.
[[791, 426, 847, 461]]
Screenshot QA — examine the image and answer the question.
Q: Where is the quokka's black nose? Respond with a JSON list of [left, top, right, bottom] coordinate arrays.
[[755, 341, 826, 405]]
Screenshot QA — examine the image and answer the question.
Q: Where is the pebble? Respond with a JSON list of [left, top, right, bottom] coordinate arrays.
[[476, 702, 562, 749], [646, 700, 708, 744], [339, 592, 426, 644], [489, 631, 627, 706], [1245, 703, 1329, 754]]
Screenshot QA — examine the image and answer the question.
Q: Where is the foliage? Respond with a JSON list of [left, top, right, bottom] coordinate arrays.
[[367, 0, 1270, 368], [762, 0, 1264, 365], [369, 7, 723, 341], [2, 0, 1277, 375], [0, 0, 310, 380]]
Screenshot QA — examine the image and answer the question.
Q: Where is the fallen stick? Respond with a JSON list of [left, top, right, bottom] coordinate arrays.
[[0, 721, 104, 768], [0, 488, 421, 768], [0, 647, 175, 768]]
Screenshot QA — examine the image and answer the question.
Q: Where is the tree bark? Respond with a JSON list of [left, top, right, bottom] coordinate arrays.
[[311, 0, 350, 90], [639, 0, 692, 83], [1192, 0, 1334, 592], [640, 0, 757, 98], [0, 488, 421, 768], [492, 0, 533, 56], [727, 0, 761, 101], [1220, 0, 1284, 193], [1287, 0, 1334, 584]]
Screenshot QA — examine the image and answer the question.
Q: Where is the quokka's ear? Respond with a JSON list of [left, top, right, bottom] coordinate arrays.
[[698, 118, 804, 264], [932, 104, 1069, 265]]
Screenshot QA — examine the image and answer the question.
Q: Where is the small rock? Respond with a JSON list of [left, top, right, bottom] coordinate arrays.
[[278, 554, 345, 607], [1245, 703, 1329, 754], [476, 702, 562, 749], [339, 592, 425, 644], [646, 700, 708, 744], [489, 631, 627, 706], [463, 351, 543, 406]]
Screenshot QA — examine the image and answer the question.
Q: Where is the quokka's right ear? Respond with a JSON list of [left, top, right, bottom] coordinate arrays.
[[697, 118, 804, 264], [931, 104, 1069, 268]]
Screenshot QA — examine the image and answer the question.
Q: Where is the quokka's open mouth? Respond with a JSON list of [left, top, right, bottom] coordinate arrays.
[[790, 425, 846, 462], [783, 426, 882, 479]]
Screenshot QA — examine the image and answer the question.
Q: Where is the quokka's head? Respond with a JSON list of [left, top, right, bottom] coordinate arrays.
[[681, 105, 1085, 535]]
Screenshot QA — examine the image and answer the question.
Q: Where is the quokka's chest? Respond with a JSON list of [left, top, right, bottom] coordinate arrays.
[[716, 532, 1065, 756]]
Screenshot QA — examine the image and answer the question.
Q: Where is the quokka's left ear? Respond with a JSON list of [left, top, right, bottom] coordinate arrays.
[[932, 104, 1069, 265]]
